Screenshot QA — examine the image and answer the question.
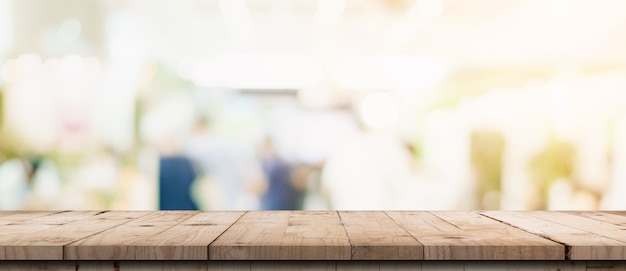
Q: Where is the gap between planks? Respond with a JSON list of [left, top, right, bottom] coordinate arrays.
[[476, 211, 573, 260], [206, 211, 248, 260]]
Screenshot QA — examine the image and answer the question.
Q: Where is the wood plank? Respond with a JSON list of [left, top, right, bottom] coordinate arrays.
[[131, 211, 244, 260], [64, 211, 196, 260], [0, 211, 101, 260], [0, 211, 60, 226], [566, 211, 626, 227], [386, 211, 563, 260], [210, 211, 350, 260], [434, 211, 564, 260], [604, 211, 626, 216], [529, 211, 626, 236], [339, 211, 422, 260], [0, 211, 148, 260], [12, 211, 96, 223], [481, 211, 626, 260]]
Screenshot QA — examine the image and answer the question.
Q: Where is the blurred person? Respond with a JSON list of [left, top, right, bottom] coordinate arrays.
[[156, 130, 198, 210], [184, 117, 265, 210], [257, 138, 299, 210], [321, 110, 409, 210], [23, 159, 63, 210], [300, 164, 330, 210], [0, 159, 29, 209], [392, 143, 456, 210], [158, 154, 198, 210], [141, 96, 200, 210]]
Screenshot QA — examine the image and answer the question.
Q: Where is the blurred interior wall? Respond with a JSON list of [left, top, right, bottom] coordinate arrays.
[[0, 0, 13, 58], [10, 0, 105, 57]]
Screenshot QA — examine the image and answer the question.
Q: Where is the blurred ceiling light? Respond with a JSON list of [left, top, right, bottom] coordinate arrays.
[[58, 18, 82, 44], [182, 55, 322, 89], [381, 55, 446, 89], [359, 91, 400, 130], [385, 0, 444, 50], [334, 57, 386, 90], [107, 12, 146, 62], [335, 55, 446, 90], [545, 79, 570, 135], [219, 0, 256, 48], [416, 0, 444, 19], [385, 22, 413, 50], [265, 55, 322, 89], [182, 59, 221, 88], [315, 0, 345, 27], [298, 87, 336, 109]]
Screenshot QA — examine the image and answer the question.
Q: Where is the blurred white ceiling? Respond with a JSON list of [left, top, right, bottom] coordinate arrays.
[[4, 0, 626, 93]]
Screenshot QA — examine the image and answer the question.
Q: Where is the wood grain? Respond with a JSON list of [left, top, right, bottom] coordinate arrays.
[[132, 211, 244, 260], [339, 211, 422, 260], [0, 211, 60, 226], [386, 211, 563, 260], [210, 211, 350, 260], [532, 211, 626, 244], [4, 211, 626, 263], [0, 211, 147, 260], [0, 211, 101, 260], [64, 211, 196, 260], [481, 211, 626, 260], [567, 211, 626, 227]]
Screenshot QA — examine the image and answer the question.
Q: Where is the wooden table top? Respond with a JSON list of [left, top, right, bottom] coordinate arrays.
[[0, 210, 625, 261]]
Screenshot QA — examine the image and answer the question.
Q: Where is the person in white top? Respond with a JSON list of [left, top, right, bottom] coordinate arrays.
[[321, 130, 410, 210]]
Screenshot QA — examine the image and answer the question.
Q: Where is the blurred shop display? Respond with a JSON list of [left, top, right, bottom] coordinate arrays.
[[1, 0, 626, 210]]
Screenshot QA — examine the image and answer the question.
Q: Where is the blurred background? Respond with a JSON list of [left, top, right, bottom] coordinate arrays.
[[1, 0, 625, 210]]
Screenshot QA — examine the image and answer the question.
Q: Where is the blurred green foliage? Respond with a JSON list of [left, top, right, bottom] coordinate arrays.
[[528, 138, 576, 208], [471, 130, 505, 209]]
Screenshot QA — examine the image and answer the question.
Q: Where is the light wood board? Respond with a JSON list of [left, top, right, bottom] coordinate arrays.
[[210, 211, 350, 260], [338, 211, 422, 260], [65, 211, 196, 260], [481, 211, 626, 260], [132, 211, 244, 260], [0, 211, 102, 260], [386, 211, 563, 260]]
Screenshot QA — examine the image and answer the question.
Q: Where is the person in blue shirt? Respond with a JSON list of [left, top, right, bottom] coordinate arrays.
[[258, 138, 298, 210]]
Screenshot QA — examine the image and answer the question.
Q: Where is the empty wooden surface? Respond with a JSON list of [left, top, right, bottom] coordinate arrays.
[[481, 211, 626, 260], [65, 211, 197, 260], [386, 211, 563, 260], [1, 211, 626, 261], [339, 211, 422, 260], [209, 211, 351, 260]]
